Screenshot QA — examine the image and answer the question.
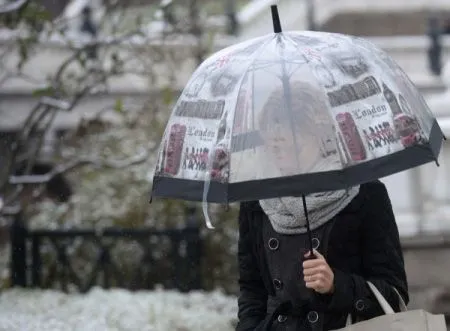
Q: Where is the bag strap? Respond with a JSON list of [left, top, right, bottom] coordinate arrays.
[[392, 287, 408, 312], [345, 281, 407, 326], [366, 281, 407, 313]]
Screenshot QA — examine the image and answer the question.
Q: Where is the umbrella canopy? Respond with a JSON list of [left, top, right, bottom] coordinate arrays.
[[151, 21, 444, 205]]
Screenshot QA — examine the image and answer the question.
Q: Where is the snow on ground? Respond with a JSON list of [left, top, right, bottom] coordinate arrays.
[[0, 287, 238, 331]]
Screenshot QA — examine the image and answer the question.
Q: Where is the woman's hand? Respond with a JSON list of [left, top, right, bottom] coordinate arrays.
[[302, 250, 335, 294]]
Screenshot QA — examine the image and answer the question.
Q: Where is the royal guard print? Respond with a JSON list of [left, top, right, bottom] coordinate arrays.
[[182, 147, 209, 171], [362, 122, 398, 150], [336, 112, 367, 162]]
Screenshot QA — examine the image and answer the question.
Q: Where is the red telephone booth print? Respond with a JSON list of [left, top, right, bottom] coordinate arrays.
[[164, 123, 187, 175], [336, 112, 367, 162]]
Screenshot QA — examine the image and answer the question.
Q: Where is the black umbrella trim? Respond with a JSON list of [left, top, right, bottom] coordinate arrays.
[[151, 119, 444, 204]]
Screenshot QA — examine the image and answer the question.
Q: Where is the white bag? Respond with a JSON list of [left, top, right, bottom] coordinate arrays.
[[332, 281, 447, 331]]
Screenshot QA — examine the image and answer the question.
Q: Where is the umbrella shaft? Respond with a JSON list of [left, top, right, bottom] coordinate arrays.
[[280, 63, 301, 168], [302, 195, 314, 255]]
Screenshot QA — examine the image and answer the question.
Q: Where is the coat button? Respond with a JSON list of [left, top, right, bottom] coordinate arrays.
[[312, 237, 320, 249], [273, 279, 283, 290], [355, 299, 365, 311], [277, 315, 287, 323], [307, 311, 319, 323], [268, 238, 279, 251]]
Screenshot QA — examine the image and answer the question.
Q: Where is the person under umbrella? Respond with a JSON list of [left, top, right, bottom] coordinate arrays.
[[235, 81, 408, 331], [150, 7, 445, 331]]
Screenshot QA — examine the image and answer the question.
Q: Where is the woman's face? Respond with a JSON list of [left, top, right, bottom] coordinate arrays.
[[264, 118, 323, 176], [260, 83, 333, 177]]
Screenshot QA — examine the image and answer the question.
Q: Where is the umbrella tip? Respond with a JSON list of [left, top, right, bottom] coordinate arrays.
[[271, 5, 282, 33]]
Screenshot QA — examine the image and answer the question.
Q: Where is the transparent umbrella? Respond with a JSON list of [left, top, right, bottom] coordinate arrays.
[[150, 6, 445, 252]]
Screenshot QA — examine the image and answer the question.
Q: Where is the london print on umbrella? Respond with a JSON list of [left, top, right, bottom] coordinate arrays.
[[151, 30, 444, 204]]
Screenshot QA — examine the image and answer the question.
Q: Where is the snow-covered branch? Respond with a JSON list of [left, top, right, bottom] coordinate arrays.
[[0, 0, 209, 222], [9, 145, 155, 185], [39, 97, 71, 110], [0, 0, 28, 14]]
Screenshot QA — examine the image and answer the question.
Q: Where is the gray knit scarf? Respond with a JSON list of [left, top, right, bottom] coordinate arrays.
[[259, 186, 360, 234]]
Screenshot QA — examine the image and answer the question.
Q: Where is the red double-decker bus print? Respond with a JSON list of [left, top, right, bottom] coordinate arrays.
[[393, 113, 422, 148]]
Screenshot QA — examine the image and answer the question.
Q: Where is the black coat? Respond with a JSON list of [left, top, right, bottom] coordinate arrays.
[[236, 181, 409, 331]]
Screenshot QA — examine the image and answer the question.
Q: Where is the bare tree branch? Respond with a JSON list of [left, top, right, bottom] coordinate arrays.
[[40, 97, 71, 110], [0, 0, 206, 221], [9, 144, 156, 185], [0, 23, 148, 190], [23, 106, 57, 174], [0, 204, 21, 216], [1, 186, 23, 211], [0, 0, 28, 14]]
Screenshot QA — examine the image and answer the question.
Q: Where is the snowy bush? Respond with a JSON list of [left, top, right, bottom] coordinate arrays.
[[0, 287, 238, 331], [0, 0, 240, 295]]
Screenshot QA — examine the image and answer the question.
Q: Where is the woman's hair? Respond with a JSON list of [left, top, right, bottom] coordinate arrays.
[[259, 80, 332, 138]]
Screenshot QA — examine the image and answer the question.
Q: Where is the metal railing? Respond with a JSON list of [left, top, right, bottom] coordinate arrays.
[[10, 214, 203, 293]]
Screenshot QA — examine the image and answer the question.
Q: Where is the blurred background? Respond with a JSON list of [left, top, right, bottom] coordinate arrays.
[[0, 0, 450, 330]]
